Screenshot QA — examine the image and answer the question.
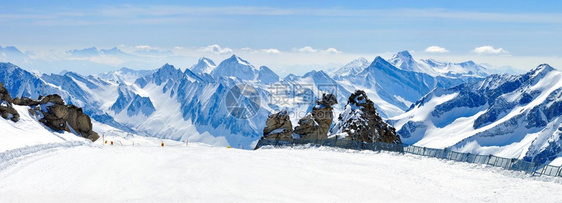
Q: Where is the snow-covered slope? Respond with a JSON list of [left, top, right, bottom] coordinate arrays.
[[189, 57, 217, 75], [390, 64, 562, 164], [389, 50, 490, 78], [331, 57, 370, 80], [389, 51, 441, 76], [0, 105, 89, 153], [211, 55, 260, 81], [96, 67, 155, 85], [332, 56, 473, 118], [1, 145, 562, 202], [1, 51, 554, 158]]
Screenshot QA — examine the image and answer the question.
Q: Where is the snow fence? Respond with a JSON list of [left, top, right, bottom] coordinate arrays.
[[255, 139, 562, 178]]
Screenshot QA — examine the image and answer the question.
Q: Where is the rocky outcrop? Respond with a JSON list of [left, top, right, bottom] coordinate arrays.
[[0, 82, 19, 122], [13, 97, 41, 106], [1, 82, 99, 142], [262, 110, 293, 141], [330, 90, 402, 144], [294, 93, 337, 140], [33, 94, 99, 142]]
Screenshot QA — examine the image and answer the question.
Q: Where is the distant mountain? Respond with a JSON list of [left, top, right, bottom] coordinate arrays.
[[331, 55, 476, 118], [100, 47, 129, 56], [0, 46, 26, 58], [389, 50, 490, 78], [67, 47, 100, 57], [389, 64, 562, 164], [331, 57, 370, 80], [257, 66, 279, 84], [67, 47, 129, 57], [97, 67, 155, 85], [0, 62, 133, 132], [190, 57, 217, 75], [389, 51, 440, 76]]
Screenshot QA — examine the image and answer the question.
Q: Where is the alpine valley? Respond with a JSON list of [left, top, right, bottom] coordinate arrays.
[[1, 47, 561, 164]]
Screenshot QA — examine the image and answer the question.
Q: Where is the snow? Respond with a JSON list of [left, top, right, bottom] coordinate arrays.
[[0, 105, 88, 153], [1, 145, 561, 202], [391, 65, 562, 161], [111, 82, 229, 146], [551, 157, 562, 166], [390, 51, 490, 78], [392, 92, 459, 130]]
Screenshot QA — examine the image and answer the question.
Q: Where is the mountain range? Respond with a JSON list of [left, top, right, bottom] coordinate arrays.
[[1, 49, 561, 164]]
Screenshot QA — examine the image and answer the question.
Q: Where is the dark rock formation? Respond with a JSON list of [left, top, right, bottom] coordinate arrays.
[[13, 97, 40, 106], [40, 94, 65, 105], [1, 81, 99, 142], [262, 110, 293, 141], [0, 82, 19, 122], [294, 93, 337, 140], [330, 90, 402, 144], [34, 94, 99, 142]]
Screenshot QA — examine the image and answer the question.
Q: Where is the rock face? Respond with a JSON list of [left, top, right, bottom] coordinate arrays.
[[294, 93, 338, 140], [1, 82, 99, 142], [262, 110, 293, 141], [330, 90, 402, 144], [0, 82, 19, 122], [35, 94, 99, 142]]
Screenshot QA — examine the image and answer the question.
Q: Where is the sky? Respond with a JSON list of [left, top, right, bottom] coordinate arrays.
[[0, 0, 561, 76]]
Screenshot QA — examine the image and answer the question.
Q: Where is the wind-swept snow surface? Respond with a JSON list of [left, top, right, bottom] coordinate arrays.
[[1, 145, 561, 202]]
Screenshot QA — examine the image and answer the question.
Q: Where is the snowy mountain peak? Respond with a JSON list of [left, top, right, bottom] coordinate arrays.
[[100, 47, 127, 56], [211, 55, 259, 81], [388, 51, 441, 75], [393, 50, 413, 61], [226, 54, 251, 66], [331, 57, 370, 79], [190, 57, 217, 74], [257, 66, 279, 84], [139, 63, 185, 86], [459, 60, 476, 66], [200, 57, 216, 66], [159, 63, 176, 72], [370, 56, 394, 69], [97, 67, 155, 85], [531, 64, 555, 73], [1, 46, 25, 54], [68, 47, 99, 57], [283, 73, 299, 81], [303, 70, 331, 79]]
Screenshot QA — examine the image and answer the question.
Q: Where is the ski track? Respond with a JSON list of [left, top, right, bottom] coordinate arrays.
[[0, 144, 561, 202]]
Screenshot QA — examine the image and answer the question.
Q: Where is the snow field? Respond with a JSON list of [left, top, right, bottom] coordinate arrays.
[[0, 105, 89, 153], [1, 144, 561, 202]]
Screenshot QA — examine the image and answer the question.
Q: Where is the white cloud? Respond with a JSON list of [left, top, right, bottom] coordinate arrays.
[[424, 46, 449, 53], [135, 45, 153, 50], [295, 46, 318, 53], [293, 46, 341, 54], [199, 44, 233, 54], [240, 47, 281, 54], [473, 46, 509, 55], [262, 48, 281, 54], [323, 48, 342, 54]]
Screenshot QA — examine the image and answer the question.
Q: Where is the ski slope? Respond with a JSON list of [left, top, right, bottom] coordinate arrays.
[[1, 143, 561, 202], [0, 105, 89, 153]]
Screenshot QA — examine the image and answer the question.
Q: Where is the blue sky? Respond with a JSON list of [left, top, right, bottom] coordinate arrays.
[[0, 0, 561, 75]]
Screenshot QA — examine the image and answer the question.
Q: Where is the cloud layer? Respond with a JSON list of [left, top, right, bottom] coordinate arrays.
[[424, 46, 449, 53], [473, 46, 509, 55]]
